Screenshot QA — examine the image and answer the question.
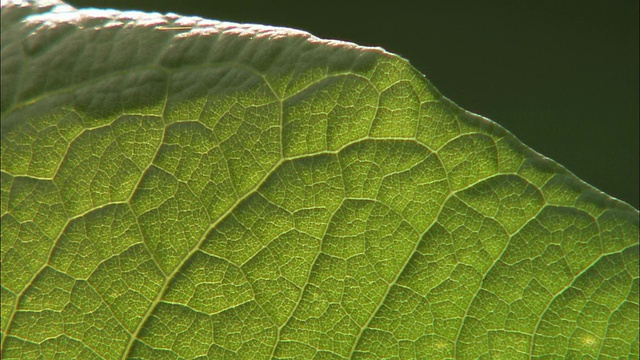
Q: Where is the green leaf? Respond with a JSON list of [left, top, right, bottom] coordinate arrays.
[[1, 1, 638, 359]]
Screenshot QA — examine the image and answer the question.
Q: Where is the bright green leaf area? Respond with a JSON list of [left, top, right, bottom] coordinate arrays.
[[1, 1, 638, 359]]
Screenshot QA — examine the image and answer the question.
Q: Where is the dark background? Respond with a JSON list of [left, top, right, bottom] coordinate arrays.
[[66, 0, 640, 208]]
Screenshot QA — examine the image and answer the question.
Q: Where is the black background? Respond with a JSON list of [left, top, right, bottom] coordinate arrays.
[[66, 0, 640, 208]]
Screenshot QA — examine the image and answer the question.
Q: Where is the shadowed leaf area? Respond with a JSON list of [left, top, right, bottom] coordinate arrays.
[[1, 1, 638, 359]]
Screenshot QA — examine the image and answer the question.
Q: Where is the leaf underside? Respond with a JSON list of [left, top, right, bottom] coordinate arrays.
[[1, 1, 638, 359]]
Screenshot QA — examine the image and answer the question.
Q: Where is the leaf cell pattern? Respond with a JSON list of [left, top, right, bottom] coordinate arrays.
[[1, 1, 638, 359]]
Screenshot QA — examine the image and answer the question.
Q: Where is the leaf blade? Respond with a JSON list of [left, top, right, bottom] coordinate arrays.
[[1, 1, 637, 359]]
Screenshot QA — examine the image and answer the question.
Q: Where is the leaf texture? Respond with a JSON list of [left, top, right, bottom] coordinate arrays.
[[1, 1, 638, 359]]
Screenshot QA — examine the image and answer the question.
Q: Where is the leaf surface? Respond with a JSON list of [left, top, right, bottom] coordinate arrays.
[[1, 1, 638, 359]]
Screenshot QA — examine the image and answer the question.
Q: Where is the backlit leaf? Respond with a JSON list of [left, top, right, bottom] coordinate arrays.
[[1, 1, 638, 359]]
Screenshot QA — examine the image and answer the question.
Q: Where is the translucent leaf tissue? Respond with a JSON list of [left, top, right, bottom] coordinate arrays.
[[1, 1, 638, 359]]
